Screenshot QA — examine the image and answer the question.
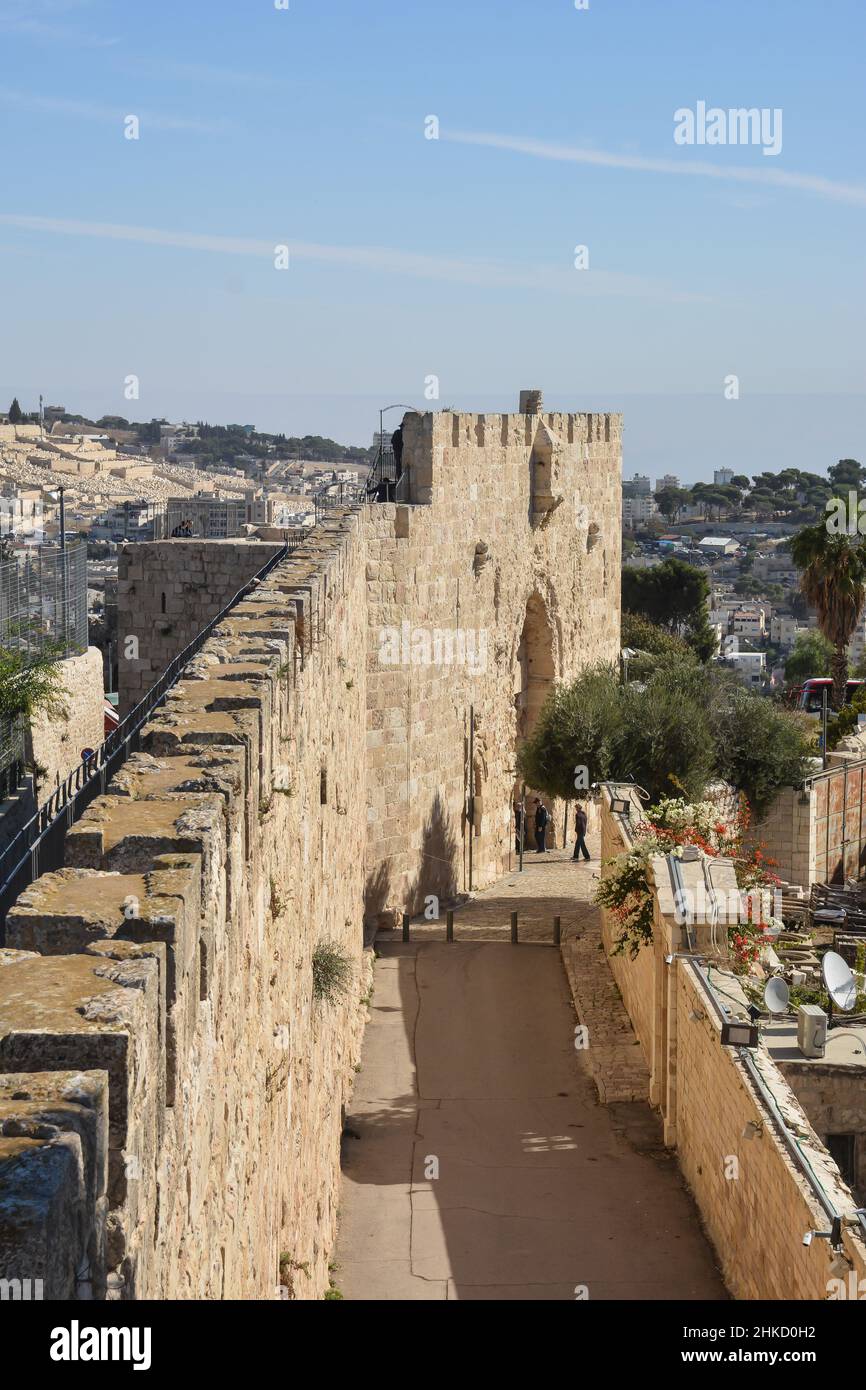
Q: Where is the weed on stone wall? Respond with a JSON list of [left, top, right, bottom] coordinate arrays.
[[312, 942, 352, 1004]]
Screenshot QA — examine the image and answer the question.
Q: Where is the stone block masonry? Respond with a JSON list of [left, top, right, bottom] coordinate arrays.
[[28, 646, 105, 806], [364, 401, 621, 923], [596, 785, 866, 1299], [117, 539, 285, 714], [0, 510, 372, 1299], [0, 395, 623, 1298]]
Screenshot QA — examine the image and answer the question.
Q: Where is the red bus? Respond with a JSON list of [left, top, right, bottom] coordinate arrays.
[[795, 677, 865, 714]]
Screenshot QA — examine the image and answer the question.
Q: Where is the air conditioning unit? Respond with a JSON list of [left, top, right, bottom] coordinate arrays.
[[797, 1004, 827, 1059]]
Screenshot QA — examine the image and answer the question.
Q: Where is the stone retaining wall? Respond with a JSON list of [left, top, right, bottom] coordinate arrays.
[[597, 786, 866, 1299]]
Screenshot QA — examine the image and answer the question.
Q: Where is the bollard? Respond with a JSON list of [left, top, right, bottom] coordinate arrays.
[[446, 909, 454, 943], [511, 911, 518, 944], [402, 913, 410, 943], [553, 915, 561, 946]]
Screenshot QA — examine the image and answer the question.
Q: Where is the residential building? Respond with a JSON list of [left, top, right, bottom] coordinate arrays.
[[622, 494, 657, 528], [622, 472, 652, 497], [730, 606, 766, 638]]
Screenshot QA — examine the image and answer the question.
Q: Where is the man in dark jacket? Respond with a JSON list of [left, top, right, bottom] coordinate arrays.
[[534, 797, 549, 853], [573, 802, 590, 860]]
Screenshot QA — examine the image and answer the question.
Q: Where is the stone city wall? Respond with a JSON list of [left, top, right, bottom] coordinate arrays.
[[27, 646, 105, 806], [597, 786, 866, 1299], [364, 404, 621, 923], [0, 510, 371, 1299], [117, 539, 285, 714]]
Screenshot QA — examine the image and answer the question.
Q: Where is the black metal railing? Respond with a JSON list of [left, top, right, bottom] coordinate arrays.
[[365, 446, 407, 502], [0, 539, 290, 938], [0, 717, 25, 803]]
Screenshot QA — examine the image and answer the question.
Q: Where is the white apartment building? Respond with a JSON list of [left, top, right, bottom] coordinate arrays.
[[622, 494, 657, 528], [714, 468, 734, 486]]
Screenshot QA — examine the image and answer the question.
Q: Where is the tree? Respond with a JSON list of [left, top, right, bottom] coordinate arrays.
[[784, 631, 832, 684], [621, 611, 695, 679], [516, 666, 624, 799], [828, 458, 866, 492], [7, 398, 22, 424], [615, 665, 718, 802], [621, 611, 694, 660], [517, 662, 811, 815], [622, 556, 713, 657], [622, 557, 709, 633], [0, 647, 65, 723], [790, 523, 866, 708], [654, 486, 689, 524], [713, 690, 813, 816]]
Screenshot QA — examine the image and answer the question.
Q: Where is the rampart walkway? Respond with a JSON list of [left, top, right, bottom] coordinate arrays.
[[335, 844, 726, 1300]]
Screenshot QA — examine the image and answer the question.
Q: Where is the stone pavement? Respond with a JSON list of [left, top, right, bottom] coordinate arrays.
[[334, 834, 726, 1300]]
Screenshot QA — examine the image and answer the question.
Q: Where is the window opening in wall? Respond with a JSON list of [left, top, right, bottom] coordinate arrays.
[[827, 1133, 856, 1190], [320, 768, 328, 805]]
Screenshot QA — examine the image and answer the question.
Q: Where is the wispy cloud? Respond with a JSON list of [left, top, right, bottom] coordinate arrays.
[[444, 129, 866, 209], [0, 0, 117, 49], [0, 89, 231, 135], [0, 213, 711, 302], [124, 58, 277, 88]]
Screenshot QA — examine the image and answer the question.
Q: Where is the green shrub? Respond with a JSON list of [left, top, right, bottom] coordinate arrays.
[[312, 943, 352, 1004]]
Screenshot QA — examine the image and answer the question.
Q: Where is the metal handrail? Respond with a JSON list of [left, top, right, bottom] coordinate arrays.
[[0, 539, 290, 934]]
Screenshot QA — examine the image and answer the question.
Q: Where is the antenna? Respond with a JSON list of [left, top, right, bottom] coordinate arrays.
[[821, 950, 857, 1028], [763, 976, 790, 1015]]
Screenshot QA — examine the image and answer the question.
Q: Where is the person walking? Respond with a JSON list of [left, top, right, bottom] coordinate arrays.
[[573, 801, 591, 861], [534, 797, 549, 853]]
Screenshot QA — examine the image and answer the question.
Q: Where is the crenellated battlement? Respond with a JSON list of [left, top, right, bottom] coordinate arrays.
[[0, 391, 624, 1301], [0, 509, 372, 1300]]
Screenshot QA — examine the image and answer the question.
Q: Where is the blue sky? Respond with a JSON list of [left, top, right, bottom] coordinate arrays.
[[0, 0, 864, 479]]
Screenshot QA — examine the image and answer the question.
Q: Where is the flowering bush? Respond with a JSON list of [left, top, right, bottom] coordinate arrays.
[[595, 795, 779, 966]]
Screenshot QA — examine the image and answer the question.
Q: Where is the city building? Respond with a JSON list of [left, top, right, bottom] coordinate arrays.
[[622, 494, 657, 528], [622, 472, 652, 497], [730, 606, 766, 638], [714, 467, 734, 486], [698, 536, 739, 556]]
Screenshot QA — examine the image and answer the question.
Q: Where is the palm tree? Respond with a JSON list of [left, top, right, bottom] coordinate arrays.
[[790, 522, 866, 708]]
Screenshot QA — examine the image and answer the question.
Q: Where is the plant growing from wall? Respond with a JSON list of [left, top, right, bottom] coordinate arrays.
[[311, 942, 352, 1004]]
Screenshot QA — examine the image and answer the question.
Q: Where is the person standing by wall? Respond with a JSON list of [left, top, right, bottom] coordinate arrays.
[[534, 797, 549, 853]]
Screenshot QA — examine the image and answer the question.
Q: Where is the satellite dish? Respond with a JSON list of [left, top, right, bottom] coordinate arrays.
[[764, 976, 790, 1015], [822, 951, 857, 1013]]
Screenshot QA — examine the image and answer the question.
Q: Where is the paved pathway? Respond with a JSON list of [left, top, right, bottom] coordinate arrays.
[[335, 840, 726, 1300]]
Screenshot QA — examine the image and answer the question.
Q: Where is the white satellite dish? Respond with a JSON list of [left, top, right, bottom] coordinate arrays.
[[822, 950, 857, 1015], [764, 976, 790, 1015]]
